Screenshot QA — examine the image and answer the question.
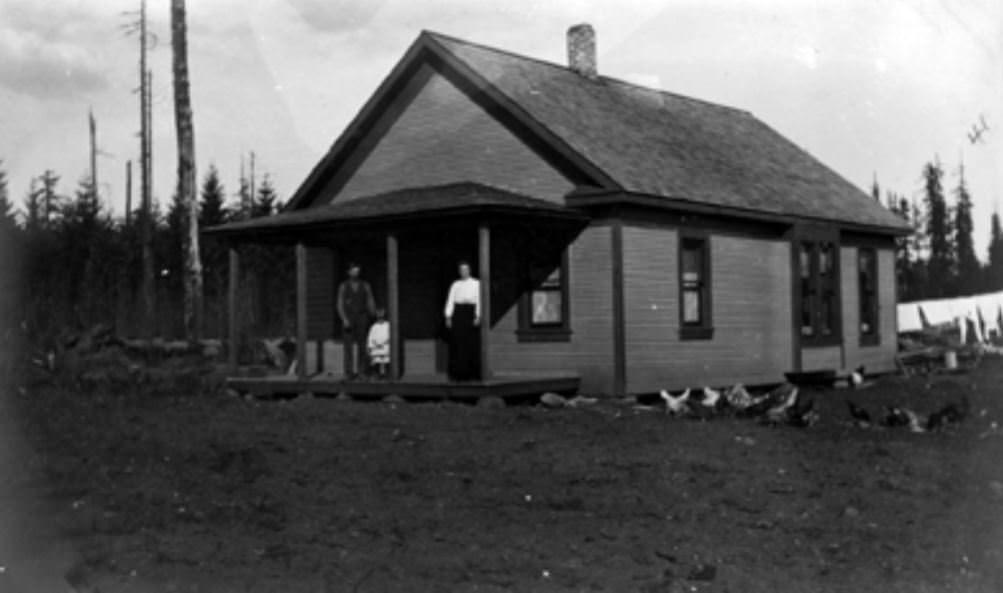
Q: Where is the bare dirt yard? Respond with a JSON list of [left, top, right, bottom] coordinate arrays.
[[3, 359, 1003, 593]]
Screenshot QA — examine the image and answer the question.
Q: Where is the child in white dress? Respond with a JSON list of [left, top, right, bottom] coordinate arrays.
[[367, 308, 391, 380]]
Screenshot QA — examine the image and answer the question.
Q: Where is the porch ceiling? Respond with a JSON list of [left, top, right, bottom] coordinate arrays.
[[204, 182, 589, 244]]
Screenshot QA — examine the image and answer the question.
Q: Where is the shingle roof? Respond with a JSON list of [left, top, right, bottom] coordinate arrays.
[[206, 182, 586, 237], [425, 32, 909, 232]]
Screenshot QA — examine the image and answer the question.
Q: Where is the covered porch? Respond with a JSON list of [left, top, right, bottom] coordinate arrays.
[[206, 183, 588, 399]]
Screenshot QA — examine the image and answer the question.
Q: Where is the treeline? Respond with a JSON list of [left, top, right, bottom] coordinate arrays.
[[877, 158, 1003, 302], [0, 160, 294, 342]]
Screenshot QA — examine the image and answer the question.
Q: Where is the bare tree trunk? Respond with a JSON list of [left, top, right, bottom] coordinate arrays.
[[171, 0, 203, 342], [139, 0, 155, 339]]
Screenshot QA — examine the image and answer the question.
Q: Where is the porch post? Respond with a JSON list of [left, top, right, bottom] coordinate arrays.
[[387, 232, 400, 380], [227, 245, 240, 372], [478, 222, 492, 379], [295, 242, 308, 380]]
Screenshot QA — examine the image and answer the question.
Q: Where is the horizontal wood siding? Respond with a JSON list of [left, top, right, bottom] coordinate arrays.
[[838, 246, 897, 374], [801, 345, 842, 371], [330, 65, 575, 203], [306, 247, 335, 341], [489, 225, 615, 394], [623, 226, 793, 392]]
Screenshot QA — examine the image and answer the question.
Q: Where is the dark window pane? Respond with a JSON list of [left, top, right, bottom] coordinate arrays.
[[682, 243, 702, 281]]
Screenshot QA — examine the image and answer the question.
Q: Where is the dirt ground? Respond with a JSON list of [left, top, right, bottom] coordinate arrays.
[[3, 360, 1003, 593]]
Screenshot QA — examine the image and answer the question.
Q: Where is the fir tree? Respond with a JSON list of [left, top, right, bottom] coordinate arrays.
[[923, 160, 951, 298], [988, 211, 1003, 291], [0, 160, 17, 232], [23, 179, 44, 232], [199, 164, 227, 228], [952, 165, 979, 295], [252, 174, 278, 218], [38, 170, 63, 225]]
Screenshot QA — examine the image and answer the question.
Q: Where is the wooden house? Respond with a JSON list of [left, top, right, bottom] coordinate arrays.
[[209, 25, 910, 398]]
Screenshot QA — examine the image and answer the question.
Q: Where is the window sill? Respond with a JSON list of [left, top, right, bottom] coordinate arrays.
[[516, 328, 572, 343], [679, 326, 714, 341], [859, 333, 881, 347]]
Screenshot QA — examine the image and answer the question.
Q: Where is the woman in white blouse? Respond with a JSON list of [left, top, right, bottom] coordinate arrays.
[[444, 261, 481, 380]]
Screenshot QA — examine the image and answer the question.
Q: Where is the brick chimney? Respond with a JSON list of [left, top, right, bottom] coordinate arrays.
[[567, 24, 597, 79]]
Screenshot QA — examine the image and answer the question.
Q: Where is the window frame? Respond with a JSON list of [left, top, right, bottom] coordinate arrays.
[[517, 249, 572, 342], [798, 233, 842, 347], [857, 247, 880, 346], [678, 232, 714, 341]]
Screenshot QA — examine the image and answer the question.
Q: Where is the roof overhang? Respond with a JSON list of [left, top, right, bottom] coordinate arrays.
[[565, 188, 912, 237], [205, 183, 589, 244]]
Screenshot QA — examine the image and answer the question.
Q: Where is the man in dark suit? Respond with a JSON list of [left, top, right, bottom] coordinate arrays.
[[337, 262, 376, 379]]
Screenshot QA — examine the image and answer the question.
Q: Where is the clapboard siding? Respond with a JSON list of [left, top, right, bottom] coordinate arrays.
[[837, 246, 897, 374], [490, 224, 615, 394], [801, 345, 842, 371], [306, 247, 335, 341], [623, 226, 793, 392], [327, 64, 576, 204]]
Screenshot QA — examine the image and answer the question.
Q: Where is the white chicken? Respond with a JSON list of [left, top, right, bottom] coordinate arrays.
[[700, 386, 722, 408], [660, 388, 691, 416]]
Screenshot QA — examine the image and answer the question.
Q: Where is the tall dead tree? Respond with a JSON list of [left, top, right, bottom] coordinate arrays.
[[89, 108, 98, 197], [123, 0, 156, 336], [171, 0, 203, 340]]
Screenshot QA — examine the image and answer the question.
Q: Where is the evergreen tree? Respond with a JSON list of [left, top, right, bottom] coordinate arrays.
[[199, 164, 227, 228], [234, 172, 252, 221], [988, 211, 1003, 291], [952, 165, 979, 295], [252, 174, 278, 218], [886, 191, 916, 300], [37, 169, 63, 226], [23, 179, 44, 232], [923, 160, 951, 298], [199, 163, 228, 335], [0, 161, 17, 232]]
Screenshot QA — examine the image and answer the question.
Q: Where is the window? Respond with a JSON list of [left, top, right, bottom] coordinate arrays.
[[679, 235, 713, 340], [517, 253, 571, 342], [531, 265, 563, 326], [799, 239, 840, 344], [858, 247, 880, 345]]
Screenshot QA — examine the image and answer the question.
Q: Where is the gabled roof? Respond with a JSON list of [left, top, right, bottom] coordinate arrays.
[[284, 30, 909, 234], [206, 182, 586, 239]]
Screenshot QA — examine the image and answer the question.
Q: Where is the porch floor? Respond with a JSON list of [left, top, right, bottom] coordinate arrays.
[[226, 371, 581, 400]]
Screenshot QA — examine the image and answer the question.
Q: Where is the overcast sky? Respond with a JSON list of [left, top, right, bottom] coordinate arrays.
[[0, 0, 999, 256]]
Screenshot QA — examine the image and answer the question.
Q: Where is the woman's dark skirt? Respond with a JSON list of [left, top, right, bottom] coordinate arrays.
[[448, 303, 481, 381]]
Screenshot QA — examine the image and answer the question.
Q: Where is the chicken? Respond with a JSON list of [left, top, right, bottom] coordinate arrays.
[[880, 406, 911, 428], [660, 388, 691, 416], [725, 383, 754, 410], [763, 387, 800, 425], [847, 401, 872, 426], [926, 396, 970, 431], [900, 408, 927, 433], [849, 365, 866, 389], [786, 398, 820, 428], [700, 386, 723, 409]]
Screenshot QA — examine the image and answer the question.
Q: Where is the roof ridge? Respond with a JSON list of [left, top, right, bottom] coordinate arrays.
[[421, 29, 750, 116]]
